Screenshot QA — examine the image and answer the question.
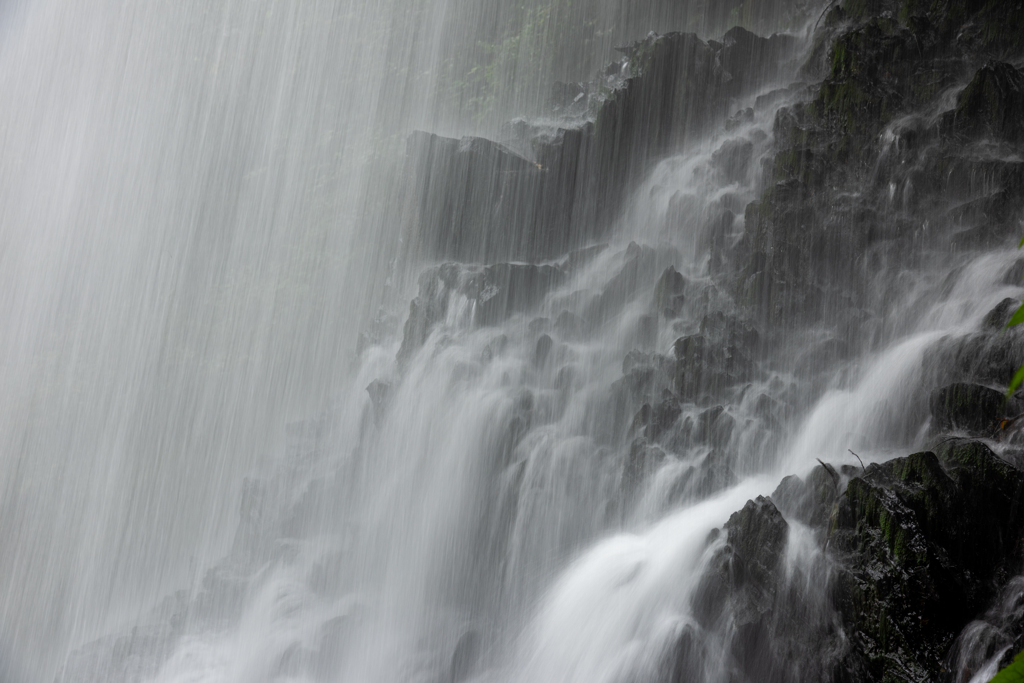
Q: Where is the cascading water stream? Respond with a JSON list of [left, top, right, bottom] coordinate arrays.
[[4, 1, 1023, 682], [68, 61, 1019, 683]]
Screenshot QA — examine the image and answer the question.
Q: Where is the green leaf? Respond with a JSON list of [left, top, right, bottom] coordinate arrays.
[[1008, 365, 1024, 399], [1008, 302, 1024, 328], [990, 649, 1024, 683], [1018, 233, 1024, 248]]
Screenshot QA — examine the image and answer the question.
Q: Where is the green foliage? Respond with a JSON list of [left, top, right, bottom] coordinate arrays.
[[990, 649, 1024, 683], [1007, 363, 1024, 399], [1008, 238, 1024, 398]]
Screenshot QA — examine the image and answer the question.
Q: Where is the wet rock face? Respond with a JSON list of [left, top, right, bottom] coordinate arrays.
[[944, 61, 1024, 144], [383, 2, 1024, 681], [397, 261, 566, 362], [683, 495, 841, 683], [731, 441, 1024, 683], [926, 315, 1024, 391], [735, 0, 1024, 328], [929, 383, 1014, 436], [723, 496, 788, 589], [403, 26, 798, 266], [403, 133, 552, 263], [672, 314, 761, 402], [828, 442, 1024, 682], [771, 464, 841, 528]]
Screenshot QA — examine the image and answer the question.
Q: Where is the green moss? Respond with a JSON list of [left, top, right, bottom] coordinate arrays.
[[831, 40, 851, 77]]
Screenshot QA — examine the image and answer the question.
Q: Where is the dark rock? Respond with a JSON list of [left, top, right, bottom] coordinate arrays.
[[718, 27, 797, 97], [554, 365, 581, 394], [549, 81, 585, 111], [690, 437, 1024, 683], [481, 334, 508, 363], [983, 297, 1018, 330], [631, 390, 682, 442], [729, 0, 1024, 325], [930, 382, 1009, 436], [944, 62, 1024, 144], [622, 350, 676, 378], [753, 392, 792, 431], [711, 138, 755, 185], [703, 210, 737, 272], [770, 465, 839, 528], [699, 311, 760, 351], [653, 266, 687, 318], [926, 328, 1024, 390], [609, 352, 677, 443], [588, 33, 719, 224], [725, 496, 789, 590], [828, 442, 1024, 682], [689, 496, 790, 682], [674, 333, 758, 400], [946, 576, 1024, 683], [694, 405, 736, 449]]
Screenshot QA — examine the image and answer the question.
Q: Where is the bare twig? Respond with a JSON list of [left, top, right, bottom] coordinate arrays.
[[848, 449, 865, 472]]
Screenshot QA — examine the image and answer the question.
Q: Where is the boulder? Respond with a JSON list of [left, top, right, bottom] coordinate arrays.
[[688, 496, 793, 683], [929, 383, 1009, 436], [673, 333, 758, 400], [631, 390, 682, 442], [829, 442, 1024, 681], [653, 266, 687, 318], [770, 464, 840, 529]]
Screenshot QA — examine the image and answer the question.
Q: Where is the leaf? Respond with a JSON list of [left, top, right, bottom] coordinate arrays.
[[1018, 233, 1024, 248], [1007, 302, 1024, 328], [990, 650, 1024, 683], [1007, 364, 1024, 399]]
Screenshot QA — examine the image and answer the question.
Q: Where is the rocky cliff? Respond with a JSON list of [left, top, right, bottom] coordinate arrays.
[[394, 1, 1024, 681]]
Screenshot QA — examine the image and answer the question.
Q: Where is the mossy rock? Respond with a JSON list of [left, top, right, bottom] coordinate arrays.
[[829, 441, 1024, 681]]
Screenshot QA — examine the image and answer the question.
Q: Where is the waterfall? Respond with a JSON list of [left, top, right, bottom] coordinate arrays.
[[3, 1, 1023, 682]]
